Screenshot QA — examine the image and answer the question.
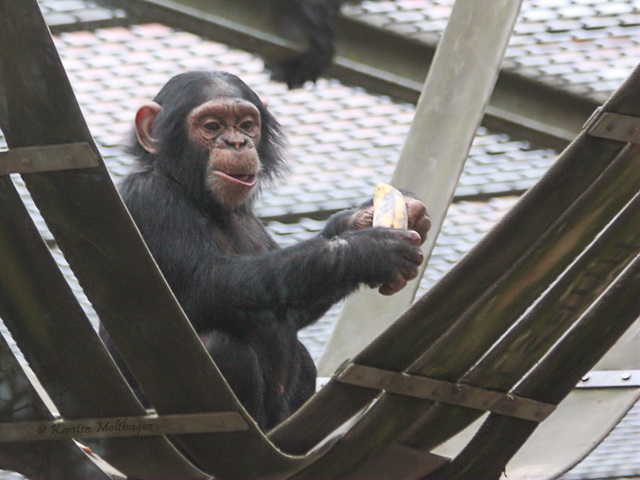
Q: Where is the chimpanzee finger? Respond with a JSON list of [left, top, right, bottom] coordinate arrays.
[[348, 204, 374, 230], [405, 196, 426, 218], [379, 273, 406, 295], [394, 230, 424, 264], [405, 197, 430, 244], [409, 214, 431, 245], [400, 229, 422, 246], [378, 248, 421, 295]]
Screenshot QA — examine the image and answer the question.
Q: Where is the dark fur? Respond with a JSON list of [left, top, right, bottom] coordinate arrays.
[[267, 0, 341, 88], [104, 71, 422, 430]]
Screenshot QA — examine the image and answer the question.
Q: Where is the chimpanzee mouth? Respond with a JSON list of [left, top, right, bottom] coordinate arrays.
[[213, 171, 258, 188]]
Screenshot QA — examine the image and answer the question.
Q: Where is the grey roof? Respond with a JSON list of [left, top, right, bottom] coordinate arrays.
[[0, 0, 639, 479], [345, 0, 639, 103], [38, 0, 128, 29], [37, 0, 639, 106]]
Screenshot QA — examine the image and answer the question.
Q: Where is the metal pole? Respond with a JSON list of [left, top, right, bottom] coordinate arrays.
[[318, 0, 524, 375]]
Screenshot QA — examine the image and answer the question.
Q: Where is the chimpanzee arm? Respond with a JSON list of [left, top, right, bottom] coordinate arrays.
[[179, 223, 420, 333], [121, 174, 422, 334]]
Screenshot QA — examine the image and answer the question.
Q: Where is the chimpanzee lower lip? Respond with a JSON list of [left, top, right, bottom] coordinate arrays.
[[214, 171, 258, 187]]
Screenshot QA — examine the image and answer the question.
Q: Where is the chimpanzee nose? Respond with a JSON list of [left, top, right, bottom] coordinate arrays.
[[224, 136, 247, 150]]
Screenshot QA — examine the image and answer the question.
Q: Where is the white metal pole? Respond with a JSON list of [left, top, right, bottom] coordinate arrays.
[[318, 0, 524, 375]]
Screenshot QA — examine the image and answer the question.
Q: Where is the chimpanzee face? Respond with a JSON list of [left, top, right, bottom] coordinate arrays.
[[186, 98, 262, 209], [132, 72, 286, 212]]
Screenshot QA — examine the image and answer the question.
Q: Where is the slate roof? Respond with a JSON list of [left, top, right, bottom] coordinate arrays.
[[36, 0, 128, 29], [0, 0, 638, 478], [344, 0, 639, 103]]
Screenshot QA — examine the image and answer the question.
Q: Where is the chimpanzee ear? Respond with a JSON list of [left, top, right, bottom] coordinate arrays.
[[134, 102, 162, 154]]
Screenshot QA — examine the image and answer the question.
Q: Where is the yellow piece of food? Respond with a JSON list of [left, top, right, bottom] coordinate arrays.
[[372, 183, 408, 229]]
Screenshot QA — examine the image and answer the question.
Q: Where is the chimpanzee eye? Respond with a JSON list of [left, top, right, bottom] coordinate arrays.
[[204, 121, 221, 132], [240, 120, 256, 131]]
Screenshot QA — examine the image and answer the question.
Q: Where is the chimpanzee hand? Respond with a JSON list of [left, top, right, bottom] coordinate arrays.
[[344, 227, 424, 296]]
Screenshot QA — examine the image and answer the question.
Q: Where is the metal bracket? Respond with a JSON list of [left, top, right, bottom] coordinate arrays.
[[584, 107, 640, 144], [0, 142, 100, 175], [0, 411, 249, 442], [577, 369, 640, 389], [335, 363, 555, 422]]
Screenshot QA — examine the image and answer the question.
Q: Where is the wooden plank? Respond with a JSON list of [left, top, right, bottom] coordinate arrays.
[[0, 333, 110, 479], [0, 1, 309, 477], [399, 185, 640, 451], [336, 364, 556, 422], [407, 142, 640, 378], [269, 379, 376, 455], [0, 176, 208, 478], [464, 188, 640, 390], [428, 255, 640, 479], [0, 412, 248, 442], [0, 143, 99, 174]]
